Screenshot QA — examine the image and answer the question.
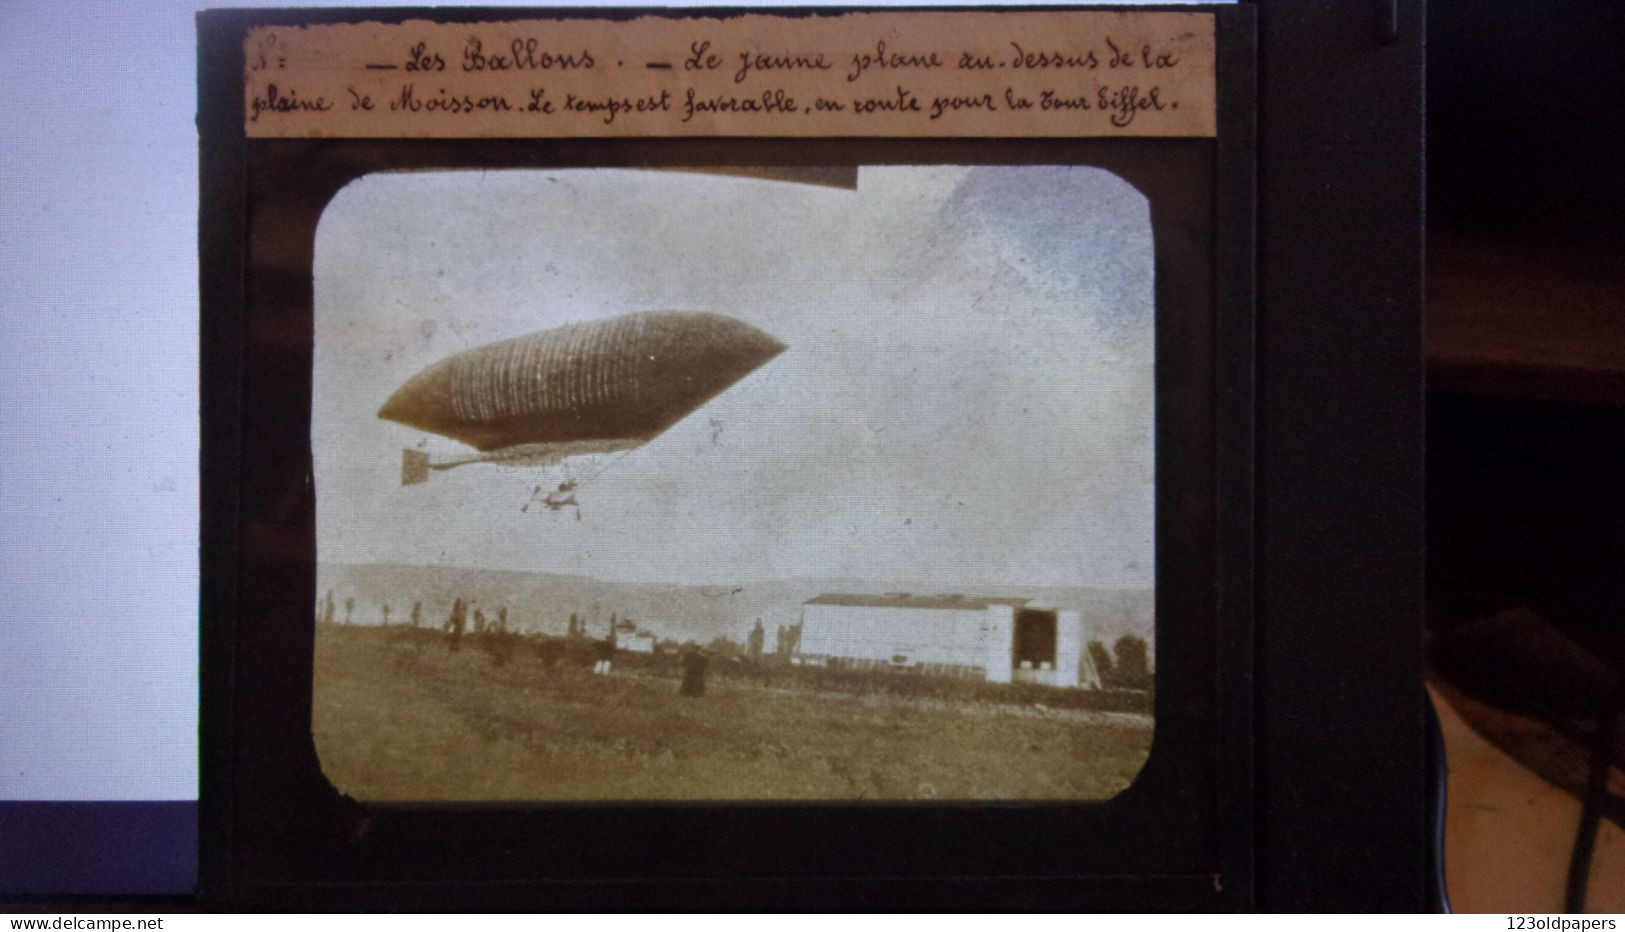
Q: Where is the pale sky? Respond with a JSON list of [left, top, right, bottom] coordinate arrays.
[[313, 165, 1153, 589]]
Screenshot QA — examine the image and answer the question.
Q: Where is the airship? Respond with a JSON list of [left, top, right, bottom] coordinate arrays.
[[378, 310, 786, 485]]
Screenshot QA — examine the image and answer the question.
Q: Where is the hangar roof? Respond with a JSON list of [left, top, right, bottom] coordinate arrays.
[[804, 593, 1031, 611]]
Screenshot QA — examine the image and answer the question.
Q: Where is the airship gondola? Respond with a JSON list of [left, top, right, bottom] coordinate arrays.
[[379, 310, 786, 486]]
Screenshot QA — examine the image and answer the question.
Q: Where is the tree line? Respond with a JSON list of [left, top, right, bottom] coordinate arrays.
[[1088, 634, 1153, 691]]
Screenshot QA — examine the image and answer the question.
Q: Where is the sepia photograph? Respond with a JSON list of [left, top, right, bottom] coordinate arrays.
[[310, 164, 1157, 802]]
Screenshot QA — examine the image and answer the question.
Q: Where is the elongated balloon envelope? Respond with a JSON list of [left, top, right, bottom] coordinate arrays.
[[378, 311, 786, 484]]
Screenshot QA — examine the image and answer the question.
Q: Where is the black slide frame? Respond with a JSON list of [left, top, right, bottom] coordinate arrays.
[[197, 1, 1424, 911]]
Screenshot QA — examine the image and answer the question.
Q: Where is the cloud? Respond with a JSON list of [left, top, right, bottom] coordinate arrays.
[[313, 165, 1153, 588]]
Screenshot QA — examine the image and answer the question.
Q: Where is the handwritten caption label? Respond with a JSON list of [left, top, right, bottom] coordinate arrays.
[[244, 12, 1214, 138]]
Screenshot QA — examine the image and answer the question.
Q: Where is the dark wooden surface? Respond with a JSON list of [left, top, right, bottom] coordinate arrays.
[[1428, 234, 1625, 407], [1426, 0, 1625, 407]]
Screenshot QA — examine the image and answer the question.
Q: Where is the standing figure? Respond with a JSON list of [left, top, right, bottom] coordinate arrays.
[[593, 624, 617, 675], [679, 646, 708, 697], [783, 622, 802, 657], [446, 598, 466, 652], [747, 619, 765, 659], [411, 601, 422, 628]]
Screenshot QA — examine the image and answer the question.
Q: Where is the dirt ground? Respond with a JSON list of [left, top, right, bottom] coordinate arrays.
[[312, 624, 1154, 802]]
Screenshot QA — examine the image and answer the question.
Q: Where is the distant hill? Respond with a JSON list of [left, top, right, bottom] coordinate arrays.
[[317, 562, 1155, 655]]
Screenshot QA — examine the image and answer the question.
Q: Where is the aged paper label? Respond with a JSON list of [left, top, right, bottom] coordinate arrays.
[[244, 11, 1214, 138]]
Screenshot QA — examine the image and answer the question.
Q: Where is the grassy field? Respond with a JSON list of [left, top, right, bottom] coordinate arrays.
[[312, 624, 1154, 802]]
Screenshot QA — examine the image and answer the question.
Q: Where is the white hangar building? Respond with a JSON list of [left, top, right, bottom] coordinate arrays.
[[797, 594, 1101, 689]]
